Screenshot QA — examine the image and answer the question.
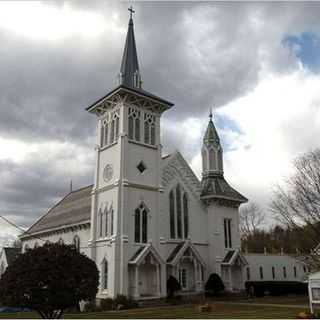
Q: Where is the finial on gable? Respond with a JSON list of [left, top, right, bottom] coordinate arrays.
[[209, 108, 213, 120]]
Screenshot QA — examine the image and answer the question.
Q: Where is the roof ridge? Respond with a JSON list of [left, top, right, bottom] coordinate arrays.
[[21, 191, 74, 239], [70, 184, 93, 194]]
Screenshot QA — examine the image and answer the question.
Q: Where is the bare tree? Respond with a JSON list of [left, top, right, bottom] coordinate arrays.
[[239, 202, 265, 239], [270, 149, 320, 244]]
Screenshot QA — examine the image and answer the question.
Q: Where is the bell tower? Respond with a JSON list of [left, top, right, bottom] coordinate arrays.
[[86, 8, 173, 298]]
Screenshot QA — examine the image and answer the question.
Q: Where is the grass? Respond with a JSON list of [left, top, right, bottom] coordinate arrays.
[[0, 295, 311, 319], [237, 294, 309, 306], [66, 304, 308, 319]]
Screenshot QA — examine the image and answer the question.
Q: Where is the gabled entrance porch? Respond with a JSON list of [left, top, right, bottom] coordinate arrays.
[[167, 241, 206, 293], [221, 249, 248, 292], [128, 244, 165, 299]]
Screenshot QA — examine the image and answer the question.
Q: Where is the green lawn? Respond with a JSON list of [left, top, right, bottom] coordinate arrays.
[[66, 304, 308, 319], [0, 296, 311, 319], [237, 295, 309, 306]]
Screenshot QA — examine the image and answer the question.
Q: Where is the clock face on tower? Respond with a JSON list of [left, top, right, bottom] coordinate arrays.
[[103, 164, 113, 182]]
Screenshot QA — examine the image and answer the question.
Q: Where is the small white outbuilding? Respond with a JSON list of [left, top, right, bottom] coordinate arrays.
[[308, 271, 320, 314]]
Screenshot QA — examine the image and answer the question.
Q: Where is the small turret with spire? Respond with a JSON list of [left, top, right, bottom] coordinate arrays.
[[201, 109, 247, 205], [202, 110, 223, 175]]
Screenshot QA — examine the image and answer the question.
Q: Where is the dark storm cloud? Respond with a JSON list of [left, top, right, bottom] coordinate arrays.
[[0, 144, 94, 228], [0, 2, 279, 143], [1, 0, 320, 237], [0, 1, 317, 144]]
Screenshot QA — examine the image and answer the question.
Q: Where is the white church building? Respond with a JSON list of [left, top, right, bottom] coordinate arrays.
[[18, 11, 252, 300]]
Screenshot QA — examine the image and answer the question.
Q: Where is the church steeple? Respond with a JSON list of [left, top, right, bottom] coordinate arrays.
[[119, 6, 142, 89], [202, 111, 223, 175]]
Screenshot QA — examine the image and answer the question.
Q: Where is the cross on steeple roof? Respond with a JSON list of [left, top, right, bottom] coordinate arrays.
[[209, 108, 213, 120], [128, 5, 135, 19]]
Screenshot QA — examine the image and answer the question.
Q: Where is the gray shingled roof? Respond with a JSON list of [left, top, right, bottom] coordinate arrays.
[[167, 242, 185, 263], [129, 246, 146, 262], [201, 173, 247, 203], [222, 250, 236, 263], [203, 117, 220, 146], [24, 185, 93, 236], [4, 247, 20, 265]]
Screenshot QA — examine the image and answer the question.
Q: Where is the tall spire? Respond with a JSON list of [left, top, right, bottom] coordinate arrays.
[[119, 6, 142, 89]]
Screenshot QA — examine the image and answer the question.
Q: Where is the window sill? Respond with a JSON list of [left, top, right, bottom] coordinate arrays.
[[99, 290, 109, 296], [128, 139, 158, 150], [167, 239, 185, 243], [96, 236, 113, 243], [100, 141, 118, 151]]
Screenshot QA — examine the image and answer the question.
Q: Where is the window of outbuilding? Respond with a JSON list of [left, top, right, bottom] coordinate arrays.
[[283, 266, 287, 279], [259, 266, 264, 279], [73, 235, 80, 252]]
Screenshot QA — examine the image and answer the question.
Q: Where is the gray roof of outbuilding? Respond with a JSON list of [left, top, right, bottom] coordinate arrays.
[[3, 247, 20, 265], [23, 185, 93, 236]]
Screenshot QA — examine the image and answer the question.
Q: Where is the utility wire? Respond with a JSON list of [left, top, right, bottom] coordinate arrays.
[[0, 215, 110, 250]]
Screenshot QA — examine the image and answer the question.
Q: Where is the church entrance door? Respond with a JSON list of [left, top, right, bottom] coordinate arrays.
[[178, 260, 195, 291], [139, 263, 157, 296]]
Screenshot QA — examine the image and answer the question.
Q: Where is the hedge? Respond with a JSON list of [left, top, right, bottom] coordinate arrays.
[[245, 281, 307, 297]]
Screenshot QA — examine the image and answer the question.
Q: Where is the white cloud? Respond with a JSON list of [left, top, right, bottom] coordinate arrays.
[[0, 2, 123, 42], [0, 222, 20, 249], [217, 67, 320, 217], [174, 65, 320, 227]]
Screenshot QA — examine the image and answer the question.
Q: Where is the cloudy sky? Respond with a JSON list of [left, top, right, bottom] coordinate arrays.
[[1, 1, 320, 246]]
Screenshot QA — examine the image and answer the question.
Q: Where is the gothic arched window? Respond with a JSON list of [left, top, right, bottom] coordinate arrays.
[[73, 235, 80, 252], [217, 148, 223, 171], [176, 185, 182, 239], [110, 109, 120, 144], [144, 113, 156, 145], [134, 203, 148, 243], [169, 184, 189, 240], [128, 108, 141, 141], [100, 114, 110, 147], [208, 148, 215, 170], [110, 205, 114, 236], [58, 238, 64, 245], [202, 149, 208, 171], [169, 190, 175, 239], [34, 242, 39, 249], [183, 193, 189, 239], [102, 260, 108, 290], [104, 206, 108, 237], [98, 209, 103, 238]]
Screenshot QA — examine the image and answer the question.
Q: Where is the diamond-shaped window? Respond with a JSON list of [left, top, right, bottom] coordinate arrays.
[[137, 161, 147, 173]]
